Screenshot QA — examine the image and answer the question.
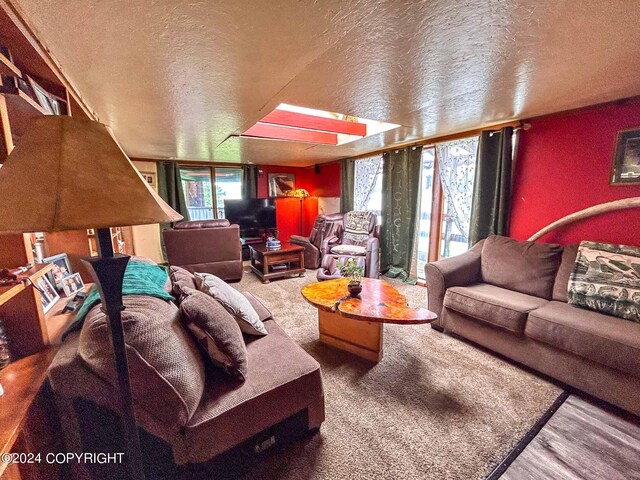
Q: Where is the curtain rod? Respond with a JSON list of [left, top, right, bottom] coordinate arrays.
[[347, 120, 524, 160]]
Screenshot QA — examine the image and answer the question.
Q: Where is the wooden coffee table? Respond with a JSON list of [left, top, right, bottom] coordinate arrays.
[[301, 278, 437, 362], [249, 242, 305, 283]]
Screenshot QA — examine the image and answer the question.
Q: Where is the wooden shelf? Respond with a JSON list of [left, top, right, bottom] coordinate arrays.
[[44, 283, 93, 345], [0, 347, 58, 477], [0, 52, 21, 78], [0, 263, 53, 308], [0, 85, 47, 116]]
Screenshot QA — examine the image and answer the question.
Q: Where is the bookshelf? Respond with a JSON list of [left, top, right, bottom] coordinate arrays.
[[0, 5, 131, 360]]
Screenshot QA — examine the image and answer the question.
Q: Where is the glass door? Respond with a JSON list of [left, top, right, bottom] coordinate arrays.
[[416, 148, 436, 281], [180, 166, 215, 220], [214, 168, 242, 218]]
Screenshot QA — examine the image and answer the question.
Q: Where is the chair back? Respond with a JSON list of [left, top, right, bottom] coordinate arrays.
[[341, 211, 376, 246]]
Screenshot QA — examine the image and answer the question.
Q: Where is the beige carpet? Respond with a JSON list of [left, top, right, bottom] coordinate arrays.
[[232, 268, 562, 480]]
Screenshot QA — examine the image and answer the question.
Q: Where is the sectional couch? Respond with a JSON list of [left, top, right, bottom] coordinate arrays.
[[426, 235, 640, 415], [48, 261, 324, 478]]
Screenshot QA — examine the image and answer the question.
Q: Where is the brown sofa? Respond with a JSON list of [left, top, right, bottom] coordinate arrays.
[[48, 270, 324, 476], [163, 219, 243, 282], [426, 235, 640, 416]]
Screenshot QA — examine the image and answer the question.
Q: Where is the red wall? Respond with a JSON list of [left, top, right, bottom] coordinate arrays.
[[257, 162, 340, 241], [510, 98, 640, 246]]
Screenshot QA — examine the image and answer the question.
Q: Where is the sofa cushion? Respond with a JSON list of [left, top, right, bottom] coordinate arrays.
[[194, 272, 268, 336], [552, 244, 578, 302], [180, 288, 248, 381], [525, 301, 640, 377], [331, 244, 367, 256], [481, 235, 563, 299], [79, 295, 206, 429], [169, 265, 197, 299], [444, 284, 548, 334], [183, 319, 323, 463]]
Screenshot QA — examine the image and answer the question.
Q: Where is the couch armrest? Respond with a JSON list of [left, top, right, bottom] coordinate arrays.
[[290, 235, 311, 246], [321, 235, 340, 255], [425, 240, 483, 318]]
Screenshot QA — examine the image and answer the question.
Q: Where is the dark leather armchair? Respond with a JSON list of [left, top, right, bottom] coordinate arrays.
[[316, 211, 380, 281], [290, 213, 344, 269], [163, 219, 243, 282]]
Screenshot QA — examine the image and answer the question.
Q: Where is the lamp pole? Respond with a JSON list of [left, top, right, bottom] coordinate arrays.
[[83, 228, 145, 480]]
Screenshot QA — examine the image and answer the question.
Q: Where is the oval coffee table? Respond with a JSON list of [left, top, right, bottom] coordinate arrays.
[[301, 277, 437, 362]]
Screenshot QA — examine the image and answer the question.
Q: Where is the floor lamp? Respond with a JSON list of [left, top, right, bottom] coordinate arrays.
[[291, 188, 309, 235], [0, 116, 182, 479]]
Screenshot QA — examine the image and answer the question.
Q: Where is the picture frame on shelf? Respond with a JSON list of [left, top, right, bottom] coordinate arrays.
[[26, 75, 55, 114], [140, 172, 156, 189], [42, 253, 73, 294], [611, 128, 640, 185], [268, 173, 295, 197], [36, 275, 60, 314], [61, 273, 84, 297]]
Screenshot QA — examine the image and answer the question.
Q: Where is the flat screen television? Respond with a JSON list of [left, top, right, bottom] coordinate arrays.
[[224, 198, 276, 237]]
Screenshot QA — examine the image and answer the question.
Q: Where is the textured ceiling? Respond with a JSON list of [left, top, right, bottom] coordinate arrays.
[[11, 0, 640, 166]]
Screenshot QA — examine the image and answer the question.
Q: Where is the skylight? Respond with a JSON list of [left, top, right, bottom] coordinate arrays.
[[242, 103, 400, 145]]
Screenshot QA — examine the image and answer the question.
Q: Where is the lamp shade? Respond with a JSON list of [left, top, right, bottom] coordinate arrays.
[[290, 188, 310, 198], [0, 116, 182, 232]]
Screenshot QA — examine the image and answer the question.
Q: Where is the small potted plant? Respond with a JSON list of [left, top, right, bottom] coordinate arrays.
[[337, 258, 365, 297]]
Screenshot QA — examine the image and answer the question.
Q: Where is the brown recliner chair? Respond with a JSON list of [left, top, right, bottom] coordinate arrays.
[[317, 211, 379, 281], [290, 213, 344, 269], [163, 219, 243, 282]]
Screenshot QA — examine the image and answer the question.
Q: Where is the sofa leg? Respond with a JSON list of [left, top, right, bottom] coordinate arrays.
[[307, 397, 325, 432], [431, 323, 445, 333]]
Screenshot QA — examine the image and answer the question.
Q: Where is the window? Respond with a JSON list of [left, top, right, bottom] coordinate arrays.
[[436, 137, 479, 258], [354, 155, 383, 223], [180, 166, 243, 220]]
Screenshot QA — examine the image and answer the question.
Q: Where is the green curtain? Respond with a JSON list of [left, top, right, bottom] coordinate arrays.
[[340, 158, 355, 213], [242, 165, 258, 199], [157, 161, 190, 261], [380, 146, 422, 282], [469, 127, 514, 245]]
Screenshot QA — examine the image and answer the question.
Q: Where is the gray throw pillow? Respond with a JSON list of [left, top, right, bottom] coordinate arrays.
[[194, 272, 268, 336], [170, 265, 197, 299], [180, 288, 248, 380]]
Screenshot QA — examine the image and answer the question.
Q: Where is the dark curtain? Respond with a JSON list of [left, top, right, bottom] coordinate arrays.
[[242, 165, 258, 199], [340, 158, 355, 213], [157, 161, 189, 261], [380, 146, 422, 281], [469, 127, 514, 245]]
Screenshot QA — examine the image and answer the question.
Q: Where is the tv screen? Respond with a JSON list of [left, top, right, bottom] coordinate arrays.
[[224, 198, 276, 236]]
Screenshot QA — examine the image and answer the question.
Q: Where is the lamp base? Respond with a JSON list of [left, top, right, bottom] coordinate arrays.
[[83, 252, 145, 480]]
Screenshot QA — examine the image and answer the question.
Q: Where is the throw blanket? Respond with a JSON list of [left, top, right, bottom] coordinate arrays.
[[343, 211, 374, 245], [568, 241, 640, 323], [63, 260, 174, 338]]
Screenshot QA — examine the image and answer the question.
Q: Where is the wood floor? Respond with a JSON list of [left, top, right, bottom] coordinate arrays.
[[500, 395, 640, 480]]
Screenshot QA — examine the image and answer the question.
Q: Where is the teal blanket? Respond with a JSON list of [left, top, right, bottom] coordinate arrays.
[[64, 260, 174, 338]]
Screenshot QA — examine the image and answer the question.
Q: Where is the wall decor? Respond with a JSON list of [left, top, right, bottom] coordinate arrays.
[[61, 272, 84, 297], [268, 173, 295, 197], [42, 253, 73, 293], [36, 275, 60, 314], [611, 128, 640, 185]]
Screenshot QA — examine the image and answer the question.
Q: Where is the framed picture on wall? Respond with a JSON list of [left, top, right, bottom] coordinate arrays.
[[268, 173, 295, 197], [611, 128, 640, 185]]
